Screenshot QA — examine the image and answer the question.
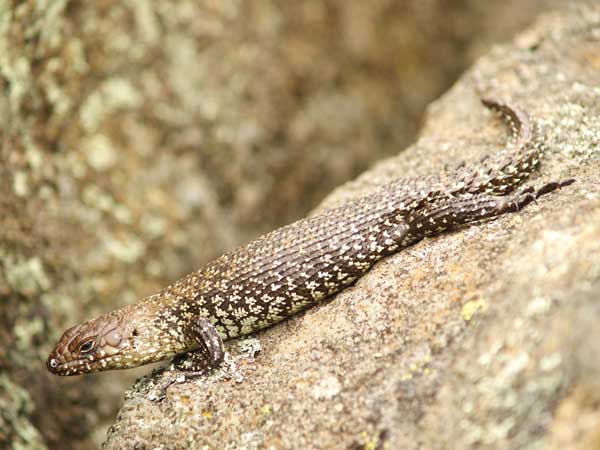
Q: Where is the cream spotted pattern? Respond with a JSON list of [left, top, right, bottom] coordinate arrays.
[[47, 97, 572, 375]]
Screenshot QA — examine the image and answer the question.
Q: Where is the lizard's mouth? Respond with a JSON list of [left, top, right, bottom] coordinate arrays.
[[47, 353, 95, 375], [46, 346, 105, 375], [46, 343, 129, 375]]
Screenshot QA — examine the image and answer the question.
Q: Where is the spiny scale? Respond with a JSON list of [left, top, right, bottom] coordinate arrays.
[[46, 97, 572, 376]]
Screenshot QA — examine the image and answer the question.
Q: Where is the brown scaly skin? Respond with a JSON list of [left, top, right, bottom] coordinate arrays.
[[47, 97, 574, 377]]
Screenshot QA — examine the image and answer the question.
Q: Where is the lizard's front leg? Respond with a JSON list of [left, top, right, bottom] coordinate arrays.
[[150, 317, 225, 401], [173, 316, 225, 373]]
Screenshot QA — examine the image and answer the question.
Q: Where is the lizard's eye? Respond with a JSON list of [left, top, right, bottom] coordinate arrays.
[[78, 340, 96, 354]]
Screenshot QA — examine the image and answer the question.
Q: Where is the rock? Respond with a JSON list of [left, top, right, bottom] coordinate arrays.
[[0, 0, 588, 449], [102, 2, 600, 449]]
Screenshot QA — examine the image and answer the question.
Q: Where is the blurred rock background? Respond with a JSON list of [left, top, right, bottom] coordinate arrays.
[[0, 0, 565, 449]]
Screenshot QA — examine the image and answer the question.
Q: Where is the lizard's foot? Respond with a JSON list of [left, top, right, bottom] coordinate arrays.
[[147, 355, 219, 402], [507, 178, 575, 212], [147, 351, 234, 402], [534, 178, 575, 199]]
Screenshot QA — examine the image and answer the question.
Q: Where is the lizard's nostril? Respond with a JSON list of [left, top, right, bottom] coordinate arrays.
[[47, 357, 59, 371]]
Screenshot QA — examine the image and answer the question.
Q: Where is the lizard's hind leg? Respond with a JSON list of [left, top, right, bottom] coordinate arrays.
[[406, 179, 575, 238]]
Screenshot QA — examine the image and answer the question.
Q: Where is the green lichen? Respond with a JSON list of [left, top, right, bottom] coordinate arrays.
[[12, 171, 30, 197], [1, 251, 51, 296], [0, 374, 48, 450], [14, 317, 44, 353], [84, 134, 119, 172], [81, 184, 134, 224]]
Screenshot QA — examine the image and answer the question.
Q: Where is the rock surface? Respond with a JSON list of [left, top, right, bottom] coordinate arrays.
[[103, 3, 600, 449]]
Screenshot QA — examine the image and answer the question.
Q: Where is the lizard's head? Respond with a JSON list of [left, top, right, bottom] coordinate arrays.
[[47, 310, 136, 375]]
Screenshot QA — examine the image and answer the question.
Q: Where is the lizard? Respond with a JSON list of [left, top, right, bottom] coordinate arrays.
[[46, 96, 574, 378]]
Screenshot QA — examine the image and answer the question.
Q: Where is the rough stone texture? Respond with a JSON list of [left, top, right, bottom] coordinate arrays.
[[103, 3, 600, 450], [0, 0, 578, 449]]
